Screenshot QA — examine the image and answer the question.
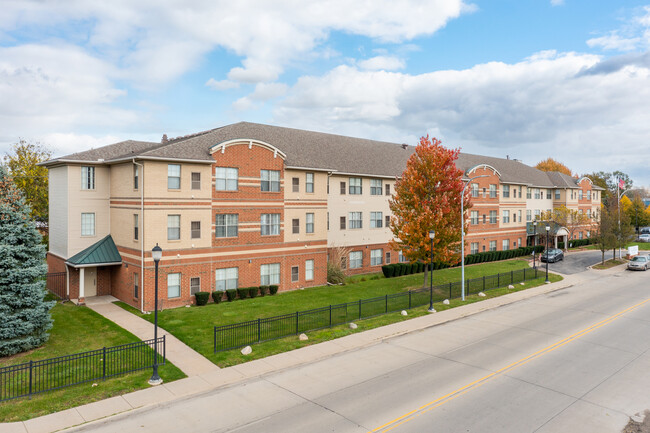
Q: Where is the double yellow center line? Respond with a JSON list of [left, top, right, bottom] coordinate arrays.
[[371, 297, 650, 432]]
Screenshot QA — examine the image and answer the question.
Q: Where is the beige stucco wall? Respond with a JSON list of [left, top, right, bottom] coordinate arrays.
[[284, 169, 328, 243], [143, 160, 212, 199], [48, 166, 69, 258], [110, 162, 140, 198], [143, 208, 212, 251]]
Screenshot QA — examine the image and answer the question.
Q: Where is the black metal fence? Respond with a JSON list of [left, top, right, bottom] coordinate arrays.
[[214, 268, 540, 352], [46, 272, 67, 299], [0, 336, 165, 402]]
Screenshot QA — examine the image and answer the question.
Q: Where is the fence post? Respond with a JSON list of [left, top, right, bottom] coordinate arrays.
[[511, 270, 513, 284], [295, 312, 299, 335], [28, 360, 33, 400], [213, 326, 216, 353], [258, 318, 262, 342], [449, 282, 452, 299], [358, 299, 362, 320], [163, 335, 166, 364], [498, 273, 500, 287], [329, 304, 332, 327], [385, 294, 388, 313], [102, 347, 106, 380], [535, 267, 538, 279], [408, 290, 412, 309], [524, 268, 526, 280], [483, 275, 485, 291]]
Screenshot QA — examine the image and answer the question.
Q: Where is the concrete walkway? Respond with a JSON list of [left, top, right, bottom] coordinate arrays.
[[4, 269, 602, 433], [84, 296, 218, 377]]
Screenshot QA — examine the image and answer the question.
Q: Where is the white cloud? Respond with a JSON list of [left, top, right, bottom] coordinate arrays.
[[587, 33, 640, 51], [358, 56, 406, 71], [205, 78, 239, 90], [587, 6, 650, 53], [550, 0, 564, 6], [273, 50, 650, 182]]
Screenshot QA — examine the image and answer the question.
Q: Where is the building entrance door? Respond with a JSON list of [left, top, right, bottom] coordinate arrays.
[[84, 267, 97, 297]]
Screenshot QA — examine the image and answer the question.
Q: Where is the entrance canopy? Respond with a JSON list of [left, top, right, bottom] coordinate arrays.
[[65, 235, 122, 268]]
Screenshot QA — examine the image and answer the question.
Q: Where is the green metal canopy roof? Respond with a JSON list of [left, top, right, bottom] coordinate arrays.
[[65, 235, 122, 267]]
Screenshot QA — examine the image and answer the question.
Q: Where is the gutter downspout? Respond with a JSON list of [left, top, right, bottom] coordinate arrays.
[[134, 159, 145, 313]]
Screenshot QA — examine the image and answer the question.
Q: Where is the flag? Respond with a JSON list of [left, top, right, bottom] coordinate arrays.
[[618, 178, 625, 189]]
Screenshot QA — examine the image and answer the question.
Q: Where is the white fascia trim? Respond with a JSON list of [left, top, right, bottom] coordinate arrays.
[[39, 159, 106, 167], [109, 156, 213, 164], [466, 164, 502, 178], [210, 139, 287, 160], [285, 166, 338, 173], [65, 261, 123, 268], [332, 172, 397, 179]]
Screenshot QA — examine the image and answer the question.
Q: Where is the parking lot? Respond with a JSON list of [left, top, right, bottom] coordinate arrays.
[[536, 249, 621, 275]]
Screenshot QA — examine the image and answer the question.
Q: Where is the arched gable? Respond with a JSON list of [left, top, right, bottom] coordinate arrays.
[[209, 139, 287, 160], [577, 176, 593, 186], [466, 164, 501, 178]]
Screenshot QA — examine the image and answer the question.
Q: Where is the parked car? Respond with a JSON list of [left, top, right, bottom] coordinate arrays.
[[628, 255, 649, 271], [541, 248, 564, 263], [638, 234, 650, 242]]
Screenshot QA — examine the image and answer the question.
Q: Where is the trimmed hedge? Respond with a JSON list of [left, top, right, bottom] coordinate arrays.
[[381, 261, 427, 279], [195, 291, 210, 306], [212, 291, 223, 304], [236, 287, 248, 299], [269, 285, 279, 295], [225, 289, 237, 302], [259, 285, 269, 296], [249, 287, 259, 298]]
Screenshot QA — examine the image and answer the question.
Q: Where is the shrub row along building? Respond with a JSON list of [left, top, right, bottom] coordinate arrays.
[[41, 122, 602, 311]]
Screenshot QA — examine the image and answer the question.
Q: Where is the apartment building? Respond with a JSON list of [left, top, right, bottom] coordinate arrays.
[[42, 122, 602, 310]]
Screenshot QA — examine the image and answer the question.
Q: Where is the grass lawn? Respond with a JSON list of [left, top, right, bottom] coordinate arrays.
[[585, 242, 650, 251], [116, 259, 557, 367], [592, 259, 628, 270], [0, 301, 185, 423]]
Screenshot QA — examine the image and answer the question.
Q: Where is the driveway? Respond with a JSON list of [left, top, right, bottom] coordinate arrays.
[[537, 249, 611, 275]]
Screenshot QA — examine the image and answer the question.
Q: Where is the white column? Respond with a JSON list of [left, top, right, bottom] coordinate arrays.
[[79, 267, 85, 299]]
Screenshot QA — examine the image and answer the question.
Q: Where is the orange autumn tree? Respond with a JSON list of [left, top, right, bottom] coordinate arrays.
[[535, 158, 573, 176], [389, 136, 468, 270]]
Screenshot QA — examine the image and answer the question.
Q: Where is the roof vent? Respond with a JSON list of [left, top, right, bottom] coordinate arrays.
[[97, 158, 104, 162], [161, 134, 168, 144], [506, 155, 510, 160], [401, 144, 408, 149]]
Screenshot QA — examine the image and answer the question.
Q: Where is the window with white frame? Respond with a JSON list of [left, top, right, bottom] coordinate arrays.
[[385, 183, 391, 196], [546, 189, 551, 199], [526, 210, 532, 221], [306, 173, 314, 193], [555, 189, 561, 200], [133, 273, 139, 298], [489, 210, 498, 224], [133, 165, 139, 190], [534, 188, 540, 199], [370, 211, 383, 228], [489, 184, 497, 198], [518, 210, 522, 223], [502, 239, 510, 250], [305, 260, 314, 280], [261, 213, 280, 235], [81, 213, 95, 236], [579, 190, 584, 200], [579, 231, 584, 239], [470, 242, 479, 254], [502, 185, 510, 198], [489, 240, 497, 251], [471, 183, 479, 197], [292, 218, 299, 234], [587, 209, 592, 218], [215, 214, 238, 238], [167, 273, 181, 298], [191, 221, 201, 239], [292, 177, 299, 193], [349, 177, 362, 194], [385, 215, 391, 228], [133, 214, 138, 240], [471, 210, 479, 225], [370, 179, 382, 195], [349, 251, 363, 268], [81, 166, 95, 190], [190, 277, 201, 295], [526, 188, 532, 199], [260, 263, 280, 285], [215, 267, 238, 291], [215, 167, 238, 191], [512, 212, 517, 223], [168, 164, 181, 189], [340, 181, 346, 194], [502, 210, 510, 223], [291, 266, 299, 282], [370, 249, 383, 266], [261, 170, 280, 192], [587, 190, 592, 200], [385, 252, 391, 264], [306, 213, 314, 233], [348, 212, 362, 229], [167, 215, 180, 240], [518, 186, 522, 198], [191, 172, 201, 190], [534, 209, 541, 220]]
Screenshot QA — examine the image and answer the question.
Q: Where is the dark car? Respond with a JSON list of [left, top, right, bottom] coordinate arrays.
[[541, 248, 564, 263]]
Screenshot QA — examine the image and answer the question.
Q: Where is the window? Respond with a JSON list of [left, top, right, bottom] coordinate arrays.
[[349, 177, 362, 195], [215, 214, 238, 238], [292, 177, 299, 193], [371, 179, 382, 195], [489, 240, 497, 251], [340, 181, 346, 194], [191, 221, 201, 239], [133, 165, 139, 190], [512, 212, 517, 223], [261, 213, 281, 235], [471, 211, 479, 225], [526, 188, 532, 199], [587, 231, 591, 238], [168, 164, 180, 189], [81, 166, 95, 190], [190, 277, 201, 295], [261, 170, 280, 192], [587, 190, 592, 200], [348, 212, 362, 229], [306, 173, 314, 193], [502, 239, 510, 251], [215, 267, 238, 291], [579, 231, 584, 239], [167, 215, 180, 240], [489, 184, 497, 198], [534, 188, 540, 199], [483, 214, 486, 224], [555, 189, 561, 200], [261, 263, 280, 285], [518, 238, 522, 247], [191, 172, 201, 190], [340, 216, 346, 230], [81, 213, 95, 236], [215, 167, 238, 191], [471, 183, 479, 198], [519, 186, 522, 198], [546, 189, 551, 199], [133, 214, 139, 240], [370, 211, 383, 228], [327, 212, 329, 230], [526, 210, 532, 221], [587, 209, 592, 218], [349, 251, 363, 269], [371, 249, 383, 266], [579, 190, 584, 200], [386, 252, 391, 264], [502, 185, 510, 198], [489, 210, 498, 224], [133, 273, 139, 299], [502, 210, 510, 223], [292, 218, 300, 234], [518, 210, 522, 223], [167, 273, 180, 298], [399, 251, 408, 263], [385, 215, 391, 228], [306, 213, 314, 233], [385, 183, 391, 196], [471, 242, 479, 254], [534, 209, 541, 220], [305, 260, 314, 280], [291, 266, 299, 282]]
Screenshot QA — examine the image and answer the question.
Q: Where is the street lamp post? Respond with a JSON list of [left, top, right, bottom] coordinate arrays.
[[460, 174, 489, 301], [532, 221, 537, 269], [149, 243, 163, 386], [428, 230, 436, 313], [545, 226, 550, 284]]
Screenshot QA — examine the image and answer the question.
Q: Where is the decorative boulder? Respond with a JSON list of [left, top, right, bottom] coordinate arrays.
[[299, 333, 308, 341], [508, 284, 515, 289], [349, 323, 358, 329], [520, 282, 525, 286], [443, 299, 450, 305], [401, 310, 408, 316], [428, 308, 436, 313], [478, 292, 486, 297], [241, 346, 252, 355]]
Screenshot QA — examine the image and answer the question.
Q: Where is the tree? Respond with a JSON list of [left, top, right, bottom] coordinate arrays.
[[3, 139, 52, 224], [592, 205, 617, 265], [539, 206, 591, 249], [623, 195, 650, 235], [535, 158, 573, 176], [389, 136, 468, 281], [0, 165, 54, 357], [584, 170, 633, 208]]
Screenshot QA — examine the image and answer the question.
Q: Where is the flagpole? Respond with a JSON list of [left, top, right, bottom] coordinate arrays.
[[618, 178, 621, 260]]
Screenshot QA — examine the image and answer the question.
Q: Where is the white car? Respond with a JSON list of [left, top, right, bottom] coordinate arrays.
[[639, 234, 650, 242], [628, 255, 649, 271]]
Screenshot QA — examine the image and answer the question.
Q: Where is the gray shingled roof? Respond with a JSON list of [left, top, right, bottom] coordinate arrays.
[[44, 121, 585, 188]]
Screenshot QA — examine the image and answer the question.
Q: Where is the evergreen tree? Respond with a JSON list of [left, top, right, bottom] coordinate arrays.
[[0, 165, 54, 357]]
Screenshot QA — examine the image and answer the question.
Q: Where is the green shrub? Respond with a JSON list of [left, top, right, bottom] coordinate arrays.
[[249, 287, 259, 298], [212, 291, 223, 304], [418, 262, 424, 273], [194, 291, 210, 306], [382, 265, 394, 278], [558, 241, 565, 249], [237, 287, 248, 299], [400, 263, 408, 276], [269, 285, 279, 295], [327, 261, 346, 285], [225, 289, 237, 302], [259, 285, 269, 296]]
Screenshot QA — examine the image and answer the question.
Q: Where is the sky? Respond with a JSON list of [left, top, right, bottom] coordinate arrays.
[[1, 1, 650, 186]]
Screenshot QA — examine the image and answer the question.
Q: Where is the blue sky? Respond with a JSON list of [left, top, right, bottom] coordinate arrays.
[[1, 1, 650, 186]]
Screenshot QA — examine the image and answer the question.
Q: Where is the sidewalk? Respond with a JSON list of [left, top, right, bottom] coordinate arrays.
[[4, 272, 596, 433]]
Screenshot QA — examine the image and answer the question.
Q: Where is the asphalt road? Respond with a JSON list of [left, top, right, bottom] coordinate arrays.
[[69, 266, 650, 433], [540, 249, 606, 275]]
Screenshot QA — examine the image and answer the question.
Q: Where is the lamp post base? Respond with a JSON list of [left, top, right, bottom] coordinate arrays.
[[427, 307, 436, 313], [148, 377, 163, 386], [545, 280, 551, 284]]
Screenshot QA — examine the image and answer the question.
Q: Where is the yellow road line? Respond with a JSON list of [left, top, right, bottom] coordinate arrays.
[[371, 297, 650, 433]]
